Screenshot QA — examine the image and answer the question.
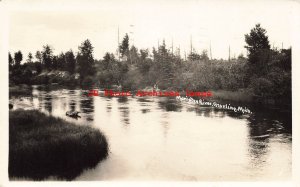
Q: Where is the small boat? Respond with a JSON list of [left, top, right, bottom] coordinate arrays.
[[66, 111, 81, 118]]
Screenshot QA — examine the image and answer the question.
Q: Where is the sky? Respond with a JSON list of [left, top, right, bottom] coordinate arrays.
[[7, 0, 295, 60]]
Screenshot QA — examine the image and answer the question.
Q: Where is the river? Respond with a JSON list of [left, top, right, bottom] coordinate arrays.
[[9, 86, 292, 181]]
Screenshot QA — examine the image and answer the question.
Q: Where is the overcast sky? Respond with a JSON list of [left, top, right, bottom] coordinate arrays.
[[7, 0, 294, 60]]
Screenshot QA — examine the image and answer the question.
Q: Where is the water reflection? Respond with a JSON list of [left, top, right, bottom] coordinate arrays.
[[116, 97, 130, 126], [80, 97, 94, 113], [117, 96, 128, 103], [160, 113, 170, 138], [69, 100, 76, 111], [192, 106, 213, 117], [158, 97, 182, 112], [211, 108, 226, 118], [106, 103, 112, 113], [248, 117, 271, 167], [137, 97, 152, 114], [80, 97, 94, 121], [68, 89, 77, 112], [137, 98, 152, 103], [118, 106, 130, 126], [43, 94, 53, 113], [9, 87, 292, 180], [141, 109, 150, 114]]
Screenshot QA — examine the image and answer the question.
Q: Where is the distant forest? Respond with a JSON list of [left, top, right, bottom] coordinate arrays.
[[9, 24, 291, 104]]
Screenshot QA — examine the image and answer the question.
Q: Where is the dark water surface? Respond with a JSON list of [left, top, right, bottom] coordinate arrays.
[[10, 86, 292, 181]]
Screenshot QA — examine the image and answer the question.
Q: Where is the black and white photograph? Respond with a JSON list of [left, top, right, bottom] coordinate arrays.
[[1, 0, 300, 185]]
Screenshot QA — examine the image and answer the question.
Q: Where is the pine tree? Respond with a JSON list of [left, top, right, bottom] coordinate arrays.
[[42, 45, 53, 70], [119, 34, 129, 58], [77, 39, 95, 82], [14, 51, 23, 66]]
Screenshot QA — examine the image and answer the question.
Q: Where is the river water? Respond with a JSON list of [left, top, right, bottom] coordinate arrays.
[[10, 86, 292, 181]]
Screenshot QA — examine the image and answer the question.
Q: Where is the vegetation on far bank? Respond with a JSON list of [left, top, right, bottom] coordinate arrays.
[[9, 24, 291, 105], [9, 109, 109, 180], [210, 90, 253, 103], [9, 84, 32, 96]]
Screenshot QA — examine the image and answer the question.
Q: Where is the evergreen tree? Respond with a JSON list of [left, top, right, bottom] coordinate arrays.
[[52, 56, 58, 69], [77, 39, 95, 82], [27, 52, 33, 63], [35, 51, 42, 63], [9, 52, 14, 68], [244, 24, 271, 77], [188, 52, 201, 61], [57, 52, 66, 70], [65, 50, 76, 74], [14, 51, 23, 66], [153, 40, 175, 89], [119, 34, 129, 58], [42, 45, 53, 70], [140, 49, 148, 60], [245, 24, 270, 64]]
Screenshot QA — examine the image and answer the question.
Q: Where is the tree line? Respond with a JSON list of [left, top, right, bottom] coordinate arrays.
[[9, 24, 291, 104]]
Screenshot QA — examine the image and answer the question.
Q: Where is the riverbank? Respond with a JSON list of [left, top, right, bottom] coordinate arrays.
[[9, 109, 109, 180], [210, 89, 253, 103], [9, 84, 32, 96], [9, 83, 289, 108]]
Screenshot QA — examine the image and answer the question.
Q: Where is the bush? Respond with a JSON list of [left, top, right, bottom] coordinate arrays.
[[32, 75, 50, 85], [81, 76, 95, 89], [122, 68, 142, 91], [249, 77, 274, 97]]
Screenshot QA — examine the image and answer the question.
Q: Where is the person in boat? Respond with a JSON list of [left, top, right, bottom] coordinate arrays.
[[66, 111, 80, 118]]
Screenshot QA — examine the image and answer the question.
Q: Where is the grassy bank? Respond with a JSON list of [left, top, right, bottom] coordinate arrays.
[[211, 89, 253, 103], [9, 84, 32, 96], [9, 109, 109, 180]]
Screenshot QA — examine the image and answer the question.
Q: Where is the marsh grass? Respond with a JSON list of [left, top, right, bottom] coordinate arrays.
[[211, 90, 253, 103], [9, 85, 32, 97], [9, 109, 109, 181]]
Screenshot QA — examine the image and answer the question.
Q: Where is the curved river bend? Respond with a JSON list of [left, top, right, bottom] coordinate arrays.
[[10, 87, 292, 181]]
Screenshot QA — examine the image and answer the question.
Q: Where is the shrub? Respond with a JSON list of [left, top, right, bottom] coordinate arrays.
[[81, 76, 95, 89], [249, 77, 274, 97]]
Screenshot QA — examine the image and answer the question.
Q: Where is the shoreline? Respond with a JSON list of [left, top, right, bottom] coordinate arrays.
[[9, 84, 291, 108]]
